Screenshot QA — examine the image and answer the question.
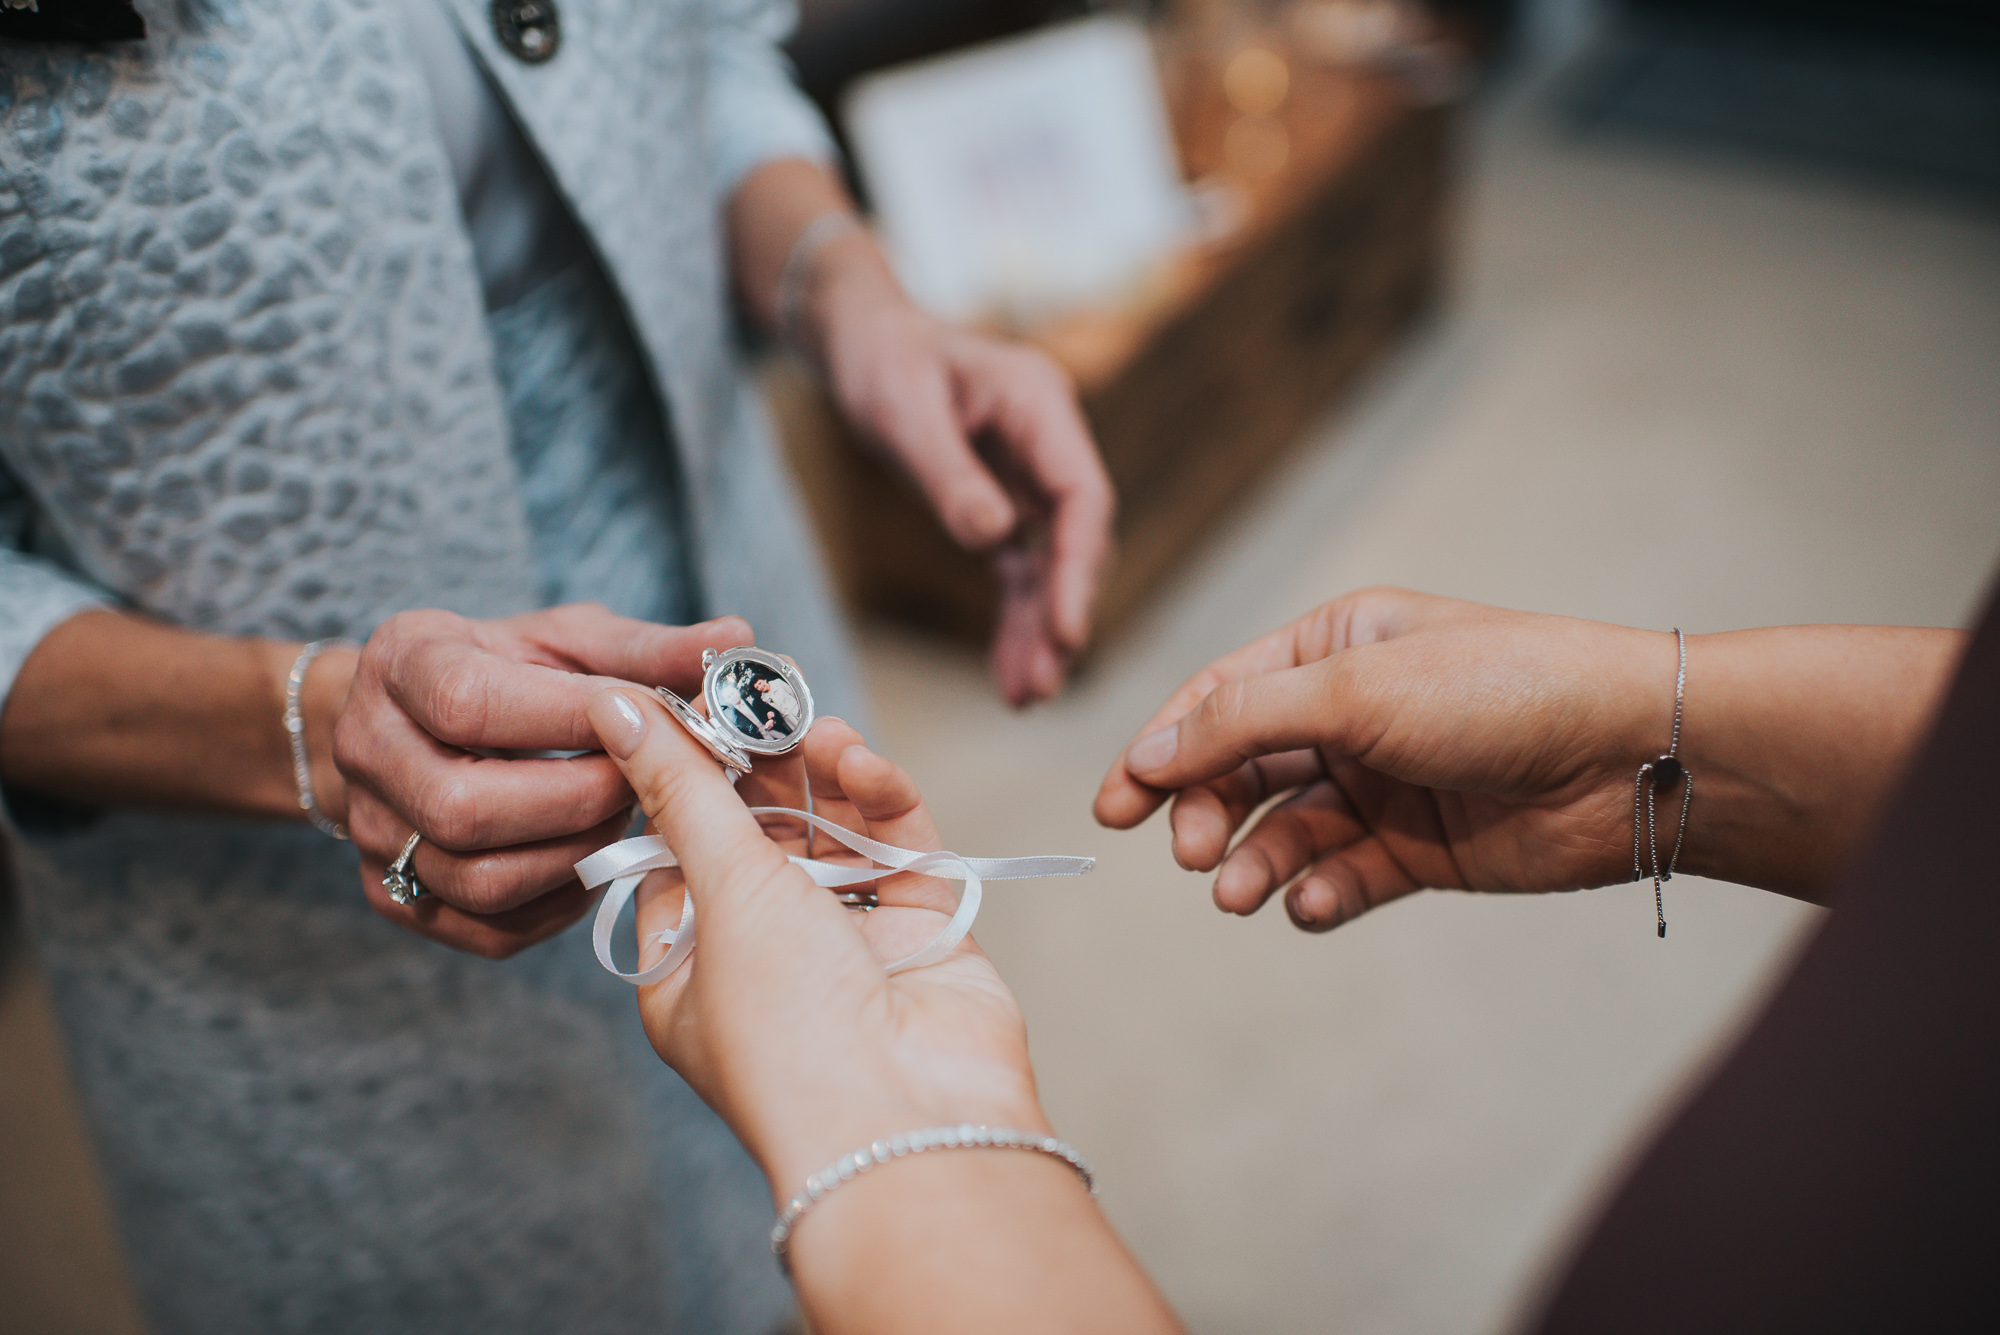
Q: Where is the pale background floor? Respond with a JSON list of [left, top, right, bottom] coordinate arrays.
[[4, 61, 1998, 1335]]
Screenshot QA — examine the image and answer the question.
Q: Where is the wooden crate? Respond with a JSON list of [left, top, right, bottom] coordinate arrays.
[[768, 59, 1455, 648]]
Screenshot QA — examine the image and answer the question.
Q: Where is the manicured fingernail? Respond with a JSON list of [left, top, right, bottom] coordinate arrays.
[[591, 690, 647, 759], [1214, 857, 1260, 911], [1125, 727, 1177, 774], [1292, 880, 1338, 931]]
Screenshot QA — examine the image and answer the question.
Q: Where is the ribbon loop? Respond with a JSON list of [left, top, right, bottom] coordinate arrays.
[[578, 807, 1091, 983]]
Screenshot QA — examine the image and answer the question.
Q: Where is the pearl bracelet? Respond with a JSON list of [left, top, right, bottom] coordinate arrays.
[[770, 1124, 1096, 1272], [286, 638, 352, 841]]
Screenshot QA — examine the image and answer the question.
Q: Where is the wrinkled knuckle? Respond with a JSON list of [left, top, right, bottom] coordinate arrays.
[[711, 614, 754, 646], [418, 772, 485, 850], [330, 713, 364, 774], [454, 853, 521, 916], [1194, 683, 1240, 736], [425, 659, 490, 741], [381, 607, 458, 648], [373, 608, 423, 643]]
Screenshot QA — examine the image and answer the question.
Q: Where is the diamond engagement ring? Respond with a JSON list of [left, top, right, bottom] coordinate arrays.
[[656, 646, 815, 775], [384, 830, 426, 906]]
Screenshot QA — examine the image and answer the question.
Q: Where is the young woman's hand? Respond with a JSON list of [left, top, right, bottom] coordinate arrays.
[[586, 690, 1177, 1335], [1096, 588, 1960, 929], [584, 693, 1047, 1193]]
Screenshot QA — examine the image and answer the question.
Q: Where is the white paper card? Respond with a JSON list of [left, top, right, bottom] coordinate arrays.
[[843, 16, 1192, 323]]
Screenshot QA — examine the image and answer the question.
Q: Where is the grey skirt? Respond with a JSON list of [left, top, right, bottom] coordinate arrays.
[[19, 812, 794, 1335]]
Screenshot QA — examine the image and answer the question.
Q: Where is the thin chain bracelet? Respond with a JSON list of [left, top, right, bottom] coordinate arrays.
[[1631, 628, 1694, 938], [286, 639, 353, 841], [775, 211, 863, 358], [770, 1124, 1096, 1273]]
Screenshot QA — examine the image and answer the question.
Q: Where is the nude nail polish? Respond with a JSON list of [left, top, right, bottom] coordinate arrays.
[[593, 691, 647, 759]]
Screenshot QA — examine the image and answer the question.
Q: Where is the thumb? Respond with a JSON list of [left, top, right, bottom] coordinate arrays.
[[1121, 660, 1349, 792], [585, 688, 794, 909]]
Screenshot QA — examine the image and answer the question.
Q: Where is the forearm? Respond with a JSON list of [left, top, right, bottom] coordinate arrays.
[[787, 1148, 1180, 1335], [739, 1046, 1178, 1332], [725, 156, 902, 359], [0, 608, 354, 820], [1673, 625, 1963, 899]]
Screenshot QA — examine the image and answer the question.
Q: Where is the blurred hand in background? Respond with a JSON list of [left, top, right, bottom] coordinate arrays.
[[732, 159, 1116, 708]]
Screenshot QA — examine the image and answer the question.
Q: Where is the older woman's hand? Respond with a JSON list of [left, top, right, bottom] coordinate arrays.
[[330, 604, 752, 958], [727, 159, 1115, 708], [0, 601, 753, 961], [819, 300, 1114, 708]]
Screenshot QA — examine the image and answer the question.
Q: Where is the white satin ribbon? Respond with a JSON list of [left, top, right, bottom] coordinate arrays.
[[576, 807, 1094, 985]]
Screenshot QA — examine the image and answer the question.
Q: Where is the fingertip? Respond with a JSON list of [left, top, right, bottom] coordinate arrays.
[[806, 714, 862, 744], [702, 615, 755, 647], [1027, 638, 1065, 702], [1212, 854, 1268, 916], [948, 478, 1016, 550], [833, 740, 876, 775], [587, 687, 648, 761], [1091, 772, 1156, 829], [802, 714, 862, 770], [990, 635, 1032, 709], [834, 740, 902, 797], [1090, 784, 1122, 828], [1168, 789, 1230, 872], [1052, 603, 1091, 659], [834, 742, 934, 834], [1286, 878, 1343, 933], [1048, 559, 1098, 655]]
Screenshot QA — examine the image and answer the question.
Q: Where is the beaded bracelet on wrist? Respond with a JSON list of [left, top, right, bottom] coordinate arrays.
[[770, 1123, 1095, 1272]]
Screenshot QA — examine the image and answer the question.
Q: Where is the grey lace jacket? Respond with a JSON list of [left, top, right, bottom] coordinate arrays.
[[0, 2, 858, 1332]]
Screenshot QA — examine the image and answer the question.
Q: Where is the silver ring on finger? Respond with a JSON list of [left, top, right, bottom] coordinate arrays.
[[384, 830, 426, 906]]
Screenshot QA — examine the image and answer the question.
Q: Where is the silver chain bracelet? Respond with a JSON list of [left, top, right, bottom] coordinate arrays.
[[1631, 627, 1694, 938], [286, 638, 353, 841], [775, 210, 864, 358], [770, 1124, 1096, 1273]]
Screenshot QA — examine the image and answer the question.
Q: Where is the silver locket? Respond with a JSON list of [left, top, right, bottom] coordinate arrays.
[[656, 646, 814, 775]]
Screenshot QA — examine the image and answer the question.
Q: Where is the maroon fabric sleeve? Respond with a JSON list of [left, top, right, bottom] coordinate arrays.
[[1530, 580, 2000, 1333]]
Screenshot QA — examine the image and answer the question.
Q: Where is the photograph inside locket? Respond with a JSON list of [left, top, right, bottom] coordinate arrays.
[[714, 661, 805, 742]]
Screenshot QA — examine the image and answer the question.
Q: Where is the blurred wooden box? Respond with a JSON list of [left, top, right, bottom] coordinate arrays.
[[768, 52, 1455, 648]]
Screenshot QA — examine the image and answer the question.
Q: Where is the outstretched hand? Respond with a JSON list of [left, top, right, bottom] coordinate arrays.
[[583, 692, 1047, 1196], [1094, 589, 1675, 932]]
